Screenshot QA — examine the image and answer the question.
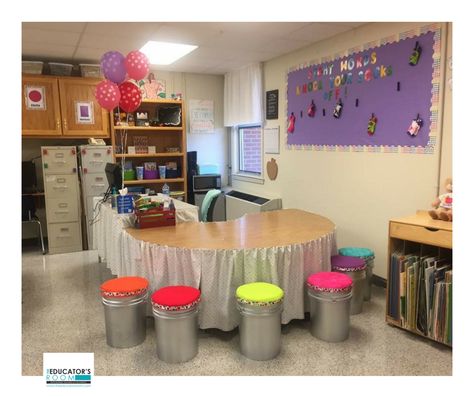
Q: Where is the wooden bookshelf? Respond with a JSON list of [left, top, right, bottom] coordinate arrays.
[[386, 210, 452, 346]]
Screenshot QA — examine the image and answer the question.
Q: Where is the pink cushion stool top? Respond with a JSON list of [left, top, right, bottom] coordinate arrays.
[[151, 285, 201, 312], [331, 255, 366, 272], [307, 272, 353, 293]]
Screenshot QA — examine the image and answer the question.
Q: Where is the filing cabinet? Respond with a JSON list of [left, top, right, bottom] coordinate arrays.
[[42, 146, 82, 254], [78, 145, 113, 247]]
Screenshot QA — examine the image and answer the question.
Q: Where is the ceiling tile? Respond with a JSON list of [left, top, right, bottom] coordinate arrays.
[[22, 43, 77, 59], [22, 22, 87, 33], [287, 22, 359, 42], [22, 28, 81, 47], [78, 33, 148, 54], [72, 47, 107, 63], [258, 38, 311, 55], [149, 23, 221, 45], [83, 22, 160, 39]]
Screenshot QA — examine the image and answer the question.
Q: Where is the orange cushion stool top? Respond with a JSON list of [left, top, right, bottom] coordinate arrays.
[[100, 276, 149, 298]]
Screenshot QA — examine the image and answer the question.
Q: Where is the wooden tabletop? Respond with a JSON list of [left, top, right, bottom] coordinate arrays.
[[390, 210, 452, 232], [126, 209, 335, 249]]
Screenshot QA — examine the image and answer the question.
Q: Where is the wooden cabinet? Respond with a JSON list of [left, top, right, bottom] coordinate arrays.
[[22, 75, 109, 138], [386, 211, 452, 346], [111, 99, 187, 200]]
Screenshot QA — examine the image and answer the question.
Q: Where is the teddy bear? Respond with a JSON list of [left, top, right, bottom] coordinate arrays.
[[428, 178, 452, 221]]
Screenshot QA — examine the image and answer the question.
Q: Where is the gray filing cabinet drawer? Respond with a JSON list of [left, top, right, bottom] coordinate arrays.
[[80, 146, 112, 173], [47, 222, 82, 249], [44, 175, 79, 199], [42, 147, 78, 175], [83, 173, 108, 197], [46, 198, 79, 223]]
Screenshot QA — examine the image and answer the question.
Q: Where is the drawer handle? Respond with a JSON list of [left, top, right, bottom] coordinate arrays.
[[424, 227, 440, 232], [54, 210, 69, 214], [53, 186, 68, 190], [90, 160, 104, 163], [57, 235, 71, 238], [53, 160, 67, 164], [92, 184, 105, 187]]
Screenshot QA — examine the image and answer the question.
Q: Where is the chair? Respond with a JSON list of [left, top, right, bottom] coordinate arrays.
[[22, 195, 46, 254], [200, 189, 222, 222]]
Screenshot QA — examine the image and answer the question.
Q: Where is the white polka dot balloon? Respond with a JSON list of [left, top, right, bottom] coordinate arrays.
[[94, 80, 121, 111], [118, 81, 142, 113], [124, 50, 150, 81]]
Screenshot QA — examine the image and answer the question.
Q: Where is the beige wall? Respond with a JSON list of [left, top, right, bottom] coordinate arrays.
[[231, 22, 452, 278]]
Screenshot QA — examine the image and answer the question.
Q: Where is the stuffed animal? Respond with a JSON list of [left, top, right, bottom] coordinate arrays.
[[428, 178, 452, 221]]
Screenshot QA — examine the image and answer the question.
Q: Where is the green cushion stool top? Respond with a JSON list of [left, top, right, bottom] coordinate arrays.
[[236, 282, 284, 306], [338, 247, 374, 259]]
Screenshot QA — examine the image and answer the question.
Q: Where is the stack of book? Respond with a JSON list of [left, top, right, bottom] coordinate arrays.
[[388, 251, 452, 345]]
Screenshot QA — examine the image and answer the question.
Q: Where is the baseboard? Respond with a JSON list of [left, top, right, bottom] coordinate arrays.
[[372, 274, 387, 288]]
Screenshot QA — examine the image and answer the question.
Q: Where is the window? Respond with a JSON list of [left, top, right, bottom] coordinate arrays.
[[238, 125, 262, 175]]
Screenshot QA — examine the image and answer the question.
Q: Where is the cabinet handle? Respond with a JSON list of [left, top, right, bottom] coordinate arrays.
[[92, 184, 105, 188], [57, 234, 72, 238], [53, 186, 68, 190], [54, 210, 69, 214], [63, 119, 68, 130], [56, 119, 61, 130], [424, 227, 440, 232]]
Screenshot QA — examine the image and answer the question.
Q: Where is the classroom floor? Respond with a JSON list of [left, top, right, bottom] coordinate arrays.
[[22, 246, 452, 376]]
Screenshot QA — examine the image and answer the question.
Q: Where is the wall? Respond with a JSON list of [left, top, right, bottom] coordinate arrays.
[[231, 22, 452, 278]]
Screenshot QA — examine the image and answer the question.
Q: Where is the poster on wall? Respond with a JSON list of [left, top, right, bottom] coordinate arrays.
[[286, 24, 441, 153], [189, 99, 214, 134], [25, 86, 46, 110], [75, 101, 94, 124]]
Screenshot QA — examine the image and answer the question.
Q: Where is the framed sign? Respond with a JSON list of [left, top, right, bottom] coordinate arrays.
[[266, 89, 279, 120], [25, 86, 46, 110], [75, 101, 94, 124]]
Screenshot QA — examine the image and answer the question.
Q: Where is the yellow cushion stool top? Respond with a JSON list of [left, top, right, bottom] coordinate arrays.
[[236, 282, 284, 306]]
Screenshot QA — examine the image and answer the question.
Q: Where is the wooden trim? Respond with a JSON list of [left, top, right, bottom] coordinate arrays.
[[115, 153, 184, 158], [112, 126, 183, 132], [123, 178, 184, 185]]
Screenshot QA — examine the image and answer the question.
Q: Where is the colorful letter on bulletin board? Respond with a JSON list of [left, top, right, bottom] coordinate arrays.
[[286, 26, 440, 153]]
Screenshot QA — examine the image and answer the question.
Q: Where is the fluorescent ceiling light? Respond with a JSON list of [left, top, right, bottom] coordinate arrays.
[[140, 41, 198, 65]]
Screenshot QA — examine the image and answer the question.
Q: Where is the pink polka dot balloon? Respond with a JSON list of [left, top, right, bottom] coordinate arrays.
[[124, 50, 150, 81], [118, 81, 142, 113], [94, 80, 121, 111]]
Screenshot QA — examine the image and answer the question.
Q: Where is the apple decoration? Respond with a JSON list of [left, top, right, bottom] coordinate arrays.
[[266, 158, 278, 181]]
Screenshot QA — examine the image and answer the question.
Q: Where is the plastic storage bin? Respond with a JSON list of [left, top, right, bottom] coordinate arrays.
[[100, 276, 149, 348], [236, 282, 284, 361], [79, 64, 102, 78], [49, 62, 73, 76], [338, 247, 375, 301], [151, 286, 201, 363], [331, 255, 366, 315], [22, 61, 43, 74], [307, 272, 352, 342]]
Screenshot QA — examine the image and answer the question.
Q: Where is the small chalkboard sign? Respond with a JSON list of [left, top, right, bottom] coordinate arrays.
[[266, 89, 278, 120]]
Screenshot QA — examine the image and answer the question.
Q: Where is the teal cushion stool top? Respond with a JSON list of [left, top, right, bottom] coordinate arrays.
[[236, 282, 284, 306], [338, 247, 374, 259]]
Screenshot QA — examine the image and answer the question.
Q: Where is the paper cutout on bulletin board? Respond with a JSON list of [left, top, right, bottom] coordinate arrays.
[[286, 24, 441, 154]]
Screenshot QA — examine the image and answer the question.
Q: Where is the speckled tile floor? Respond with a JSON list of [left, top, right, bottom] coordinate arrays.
[[22, 247, 452, 376]]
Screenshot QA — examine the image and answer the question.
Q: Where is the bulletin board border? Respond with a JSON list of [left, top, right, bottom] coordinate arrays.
[[285, 23, 442, 154]]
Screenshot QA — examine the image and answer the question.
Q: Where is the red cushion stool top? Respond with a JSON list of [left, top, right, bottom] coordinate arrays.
[[331, 255, 366, 272], [151, 285, 201, 311], [100, 276, 149, 298], [307, 272, 353, 293]]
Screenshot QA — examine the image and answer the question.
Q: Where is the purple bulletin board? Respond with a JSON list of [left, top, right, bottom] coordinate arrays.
[[286, 25, 441, 154]]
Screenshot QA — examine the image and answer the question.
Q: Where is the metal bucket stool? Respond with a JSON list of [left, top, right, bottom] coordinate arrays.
[[306, 272, 353, 342], [236, 282, 284, 361], [151, 285, 200, 363], [339, 247, 375, 301], [331, 255, 366, 315], [100, 276, 149, 348]]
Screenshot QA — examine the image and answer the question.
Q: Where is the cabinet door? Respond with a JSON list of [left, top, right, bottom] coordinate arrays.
[[58, 78, 109, 137], [22, 76, 62, 136]]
